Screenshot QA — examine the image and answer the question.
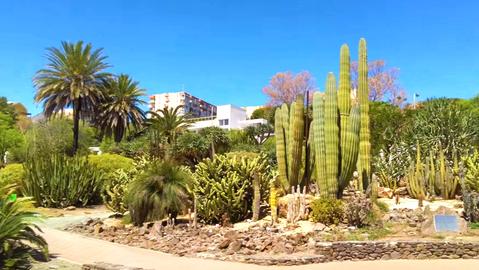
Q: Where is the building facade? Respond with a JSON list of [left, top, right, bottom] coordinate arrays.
[[189, 104, 267, 130], [149, 91, 217, 118]]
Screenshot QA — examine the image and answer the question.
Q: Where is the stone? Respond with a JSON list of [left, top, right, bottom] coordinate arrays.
[[313, 223, 326, 231], [378, 187, 393, 198], [64, 206, 76, 211], [218, 239, 231, 249], [94, 224, 103, 234], [226, 240, 242, 254], [224, 230, 239, 241]]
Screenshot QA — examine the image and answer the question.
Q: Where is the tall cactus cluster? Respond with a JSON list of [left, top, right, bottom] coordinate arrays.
[[274, 38, 371, 198], [406, 143, 460, 200], [311, 41, 366, 198], [275, 95, 305, 192]]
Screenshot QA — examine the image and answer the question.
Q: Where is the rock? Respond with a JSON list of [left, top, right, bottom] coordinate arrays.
[[226, 240, 242, 254], [224, 230, 239, 241], [378, 187, 393, 198], [313, 223, 326, 231], [218, 239, 231, 249], [390, 251, 401, 259], [307, 238, 316, 249], [64, 206, 76, 211], [395, 187, 408, 195], [93, 224, 103, 234]]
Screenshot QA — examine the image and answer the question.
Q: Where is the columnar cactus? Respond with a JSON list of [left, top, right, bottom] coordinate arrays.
[[274, 95, 305, 191], [357, 38, 372, 191], [406, 143, 427, 200], [312, 45, 361, 198]]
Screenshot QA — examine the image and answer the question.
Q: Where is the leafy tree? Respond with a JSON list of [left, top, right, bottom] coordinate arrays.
[[96, 74, 146, 142], [174, 132, 210, 166], [25, 118, 98, 157], [34, 41, 110, 154], [199, 127, 230, 157], [250, 106, 275, 124], [369, 101, 408, 157], [406, 98, 477, 157], [0, 112, 23, 166], [262, 71, 316, 106], [244, 124, 274, 145]]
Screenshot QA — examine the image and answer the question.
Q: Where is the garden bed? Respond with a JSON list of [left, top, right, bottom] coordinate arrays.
[[65, 210, 479, 266]]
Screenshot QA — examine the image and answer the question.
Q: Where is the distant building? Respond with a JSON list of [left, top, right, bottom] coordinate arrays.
[[31, 108, 74, 123], [189, 104, 267, 131], [149, 91, 216, 118]]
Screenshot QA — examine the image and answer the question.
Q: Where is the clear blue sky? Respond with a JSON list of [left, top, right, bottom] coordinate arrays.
[[1, 0, 478, 114]]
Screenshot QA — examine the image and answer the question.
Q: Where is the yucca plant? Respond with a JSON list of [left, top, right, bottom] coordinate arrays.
[[127, 161, 191, 225], [22, 154, 103, 208], [0, 185, 48, 269]]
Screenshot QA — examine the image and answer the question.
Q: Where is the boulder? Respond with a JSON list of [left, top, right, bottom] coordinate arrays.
[[378, 187, 393, 198]]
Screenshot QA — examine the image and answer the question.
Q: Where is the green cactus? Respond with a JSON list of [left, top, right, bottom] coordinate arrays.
[[435, 148, 459, 199], [274, 95, 305, 191], [406, 143, 427, 200], [357, 38, 372, 191], [310, 42, 363, 198]]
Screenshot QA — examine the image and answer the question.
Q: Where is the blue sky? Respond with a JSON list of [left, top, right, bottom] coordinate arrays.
[[0, 1, 478, 114]]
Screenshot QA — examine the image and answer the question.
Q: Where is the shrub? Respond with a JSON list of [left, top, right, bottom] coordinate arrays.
[[310, 197, 344, 225], [464, 151, 479, 192], [23, 154, 103, 208], [0, 185, 48, 269], [463, 191, 479, 222], [343, 193, 385, 227], [0, 164, 25, 193], [192, 153, 272, 224], [127, 162, 191, 225], [101, 169, 132, 214], [88, 154, 134, 180]]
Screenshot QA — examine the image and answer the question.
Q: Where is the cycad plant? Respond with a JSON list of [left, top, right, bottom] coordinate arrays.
[[0, 185, 48, 269], [127, 162, 191, 225]]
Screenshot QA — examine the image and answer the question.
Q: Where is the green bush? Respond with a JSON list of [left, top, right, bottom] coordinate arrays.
[[102, 169, 133, 214], [127, 161, 191, 225], [192, 154, 272, 224], [88, 153, 134, 182], [0, 164, 25, 192], [23, 154, 103, 208], [0, 185, 48, 269], [464, 151, 479, 192], [310, 197, 344, 225]]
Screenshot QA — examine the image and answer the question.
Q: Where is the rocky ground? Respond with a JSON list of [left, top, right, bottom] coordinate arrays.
[[64, 207, 429, 259]]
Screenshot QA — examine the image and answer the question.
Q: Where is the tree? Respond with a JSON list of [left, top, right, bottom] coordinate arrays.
[[250, 106, 275, 124], [262, 71, 316, 106], [351, 60, 406, 106], [199, 127, 230, 157], [34, 41, 110, 154], [244, 124, 274, 145], [96, 74, 146, 143], [0, 113, 23, 166], [146, 106, 189, 158], [174, 132, 210, 166]]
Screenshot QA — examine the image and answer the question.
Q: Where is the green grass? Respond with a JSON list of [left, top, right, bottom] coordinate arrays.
[[469, 222, 479, 229]]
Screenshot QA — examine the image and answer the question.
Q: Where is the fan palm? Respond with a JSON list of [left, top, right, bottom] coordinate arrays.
[[33, 41, 110, 154], [127, 162, 191, 225], [0, 185, 48, 269], [97, 74, 146, 142]]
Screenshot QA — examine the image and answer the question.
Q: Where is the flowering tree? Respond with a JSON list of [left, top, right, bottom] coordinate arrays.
[[351, 60, 406, 106], [262, 71, 317, 106]]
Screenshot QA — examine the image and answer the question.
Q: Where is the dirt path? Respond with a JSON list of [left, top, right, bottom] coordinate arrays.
[[41, 226, 479, 270]]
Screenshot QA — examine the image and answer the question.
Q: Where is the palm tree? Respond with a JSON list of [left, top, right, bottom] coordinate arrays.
[[147, 106, 189, 158], [33, 41, 110, 154], [96, 74, 146, 142]]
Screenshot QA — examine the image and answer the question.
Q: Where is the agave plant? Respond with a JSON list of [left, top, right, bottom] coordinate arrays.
[[0, 185, 48, 269], [127, 161, 191, 225]]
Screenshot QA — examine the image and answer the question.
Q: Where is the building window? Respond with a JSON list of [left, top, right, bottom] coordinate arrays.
[[219, 119, 229, 126]]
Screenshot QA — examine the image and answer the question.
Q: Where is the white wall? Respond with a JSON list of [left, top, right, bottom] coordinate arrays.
[[189, 104, 267, 131]]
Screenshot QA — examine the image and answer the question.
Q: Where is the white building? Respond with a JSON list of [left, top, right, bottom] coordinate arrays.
[[149, 91, 216, 118], [189, 104, 267, 131], [242, 105, 264, 119]]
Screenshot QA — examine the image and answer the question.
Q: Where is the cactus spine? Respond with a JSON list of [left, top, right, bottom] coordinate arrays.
[[274, 96, 305, 191], [357, 38, 372, 191]]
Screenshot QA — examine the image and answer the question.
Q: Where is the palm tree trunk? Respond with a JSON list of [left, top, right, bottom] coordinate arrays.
[[72, 100, 81, 155]]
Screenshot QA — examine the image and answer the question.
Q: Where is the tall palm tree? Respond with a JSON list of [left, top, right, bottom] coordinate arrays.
[[147, 106, 189, 158], [33, 41, 110, 154], [96, 74, 146, 142]]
